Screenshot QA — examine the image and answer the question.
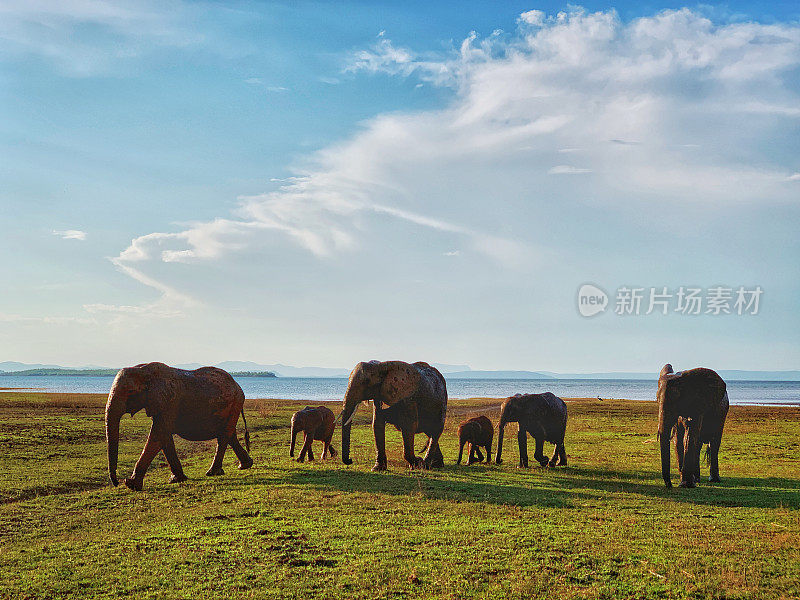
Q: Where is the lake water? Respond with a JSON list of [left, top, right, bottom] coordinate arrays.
[[1, 375, 798, 406]]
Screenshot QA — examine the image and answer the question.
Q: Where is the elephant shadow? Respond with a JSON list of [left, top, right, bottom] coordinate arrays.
[[280, 467, 584, 508], [552, 467, 800, 509]]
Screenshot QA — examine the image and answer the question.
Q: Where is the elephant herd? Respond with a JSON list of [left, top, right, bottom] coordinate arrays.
[[105, 360, 728, 492]]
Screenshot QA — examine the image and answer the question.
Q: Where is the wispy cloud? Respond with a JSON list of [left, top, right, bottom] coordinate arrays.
[[0, 0, 198, 76], [787, 173, 800, 181], [53, 229, 87, 241], [548, 165, 592, 175]]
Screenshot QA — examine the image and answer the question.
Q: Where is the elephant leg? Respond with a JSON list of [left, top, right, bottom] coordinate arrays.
[[467, 443, 476, 465], [473, 445, 485, 462], [708, 437, 722, 483], [307, 443, 315, 462], [456, 440, 465, 465], [533, 436, 548, 467], [423, 436, 444, 468], [229, 434, 253, 470], [206, 436, 228, 476], [485, 444, 492, 464], [558, 443, 567, 466], [372, 407, 388, 471], [679, 419, 700, 488], [162, 434, 188, 484], [126, 424, 163, 491], [548, 443, 560, 467], [660, 432, 673, 488], [298, 432, 314, 462], [402, 428, 423, 469], [517, 429, 529, 468], [674, 422, 685, 474]]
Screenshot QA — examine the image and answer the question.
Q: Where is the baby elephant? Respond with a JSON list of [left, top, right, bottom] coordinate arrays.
[[290, 406, 337, 462], [456, 415, 494, 465]]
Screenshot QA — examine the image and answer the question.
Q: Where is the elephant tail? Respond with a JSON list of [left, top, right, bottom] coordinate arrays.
[[241, 408, 250, 452]]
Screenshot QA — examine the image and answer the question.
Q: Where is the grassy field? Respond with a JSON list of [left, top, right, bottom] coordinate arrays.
[[0, 391, 798, 599]]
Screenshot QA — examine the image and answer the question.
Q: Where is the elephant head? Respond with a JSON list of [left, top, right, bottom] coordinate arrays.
[[104, 362, 170, 486], [338, 360, 420, 465]]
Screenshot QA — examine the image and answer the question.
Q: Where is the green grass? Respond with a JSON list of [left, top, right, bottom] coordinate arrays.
[[0, 392, 798, 599]]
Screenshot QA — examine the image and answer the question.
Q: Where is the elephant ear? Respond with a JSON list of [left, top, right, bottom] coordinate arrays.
[[143, 376, 172, 418], [380, 362, 420, 406]]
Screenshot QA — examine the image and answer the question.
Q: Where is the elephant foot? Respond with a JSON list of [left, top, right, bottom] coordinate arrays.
[[517, 463, 529, 469], [206, 466, 225, 477], [679, 479, 696, 488], [548, 459, 558, 467], [371, 462, 388, 472], [709, 475, 721, 483], [408, 456, 425, 470], [124, 477, 143, 491], [169, 473, 188, 484], [238, 457, 254, 470]]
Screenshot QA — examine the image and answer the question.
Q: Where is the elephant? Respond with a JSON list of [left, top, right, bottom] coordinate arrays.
[[495, 393, 568, 468], [657, 364, 729, 488], [456, 415, 493, 465], [290, 406, 337, 462], [338, 360, 447, 471], [104, 362, 253, 491]]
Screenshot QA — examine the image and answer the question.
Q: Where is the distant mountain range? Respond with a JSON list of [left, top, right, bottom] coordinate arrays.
[[1, 361, 798, 381]]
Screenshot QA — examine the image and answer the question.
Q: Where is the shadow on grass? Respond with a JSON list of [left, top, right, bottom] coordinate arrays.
[[271, 468, 587, 508], [551, 469, 800, 509]]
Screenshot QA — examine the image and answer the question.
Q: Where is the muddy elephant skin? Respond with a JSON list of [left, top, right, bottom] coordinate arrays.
[[456, 415, 493, 465], [657, 364, 729, 488], [105, 362, 253, 491], [495, 393, 568, 468], [290, 406, 337, 462], [339, 360, 447, 471]]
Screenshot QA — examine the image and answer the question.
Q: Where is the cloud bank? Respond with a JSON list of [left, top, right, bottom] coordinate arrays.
[[107, 8, 800, 316]]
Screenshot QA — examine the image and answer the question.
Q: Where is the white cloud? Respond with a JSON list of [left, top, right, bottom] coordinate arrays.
[[787, 173, 800, 181], [106, 8, 800, 315], [53, 229, 87, 241], [444, 250, 461, 257], [548, 165, 592, 175]]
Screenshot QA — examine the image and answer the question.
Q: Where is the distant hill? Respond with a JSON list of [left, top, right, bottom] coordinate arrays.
[[446, 370, 553, 379], [0, 368, 118, 376], [1, 361, 798, 381]]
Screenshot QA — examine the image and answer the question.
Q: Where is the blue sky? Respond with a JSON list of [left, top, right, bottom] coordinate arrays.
[[1, 1, 799, 371]]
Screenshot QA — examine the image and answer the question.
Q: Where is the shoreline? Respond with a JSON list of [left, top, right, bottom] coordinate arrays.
[[1, 388, 797, 408]]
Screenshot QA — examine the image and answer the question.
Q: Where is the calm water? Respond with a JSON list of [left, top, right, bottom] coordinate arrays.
[[1, 375, 798, 406]]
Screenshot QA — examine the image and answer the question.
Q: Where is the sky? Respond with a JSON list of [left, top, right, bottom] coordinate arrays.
[[1, 1, 799, 372]]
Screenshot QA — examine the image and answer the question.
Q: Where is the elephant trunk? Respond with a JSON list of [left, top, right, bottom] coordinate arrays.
[[495, 422, 506, 465], [341, 420, 353, 465], [104, 393, 126, 487], [289, 420, 297, 458]]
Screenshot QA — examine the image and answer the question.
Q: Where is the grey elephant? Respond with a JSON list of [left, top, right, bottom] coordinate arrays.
[[105, 362, 253, 491], [495, 393, 568, 468], [657, 364, 729, 488], [339, 360, 447, 471]]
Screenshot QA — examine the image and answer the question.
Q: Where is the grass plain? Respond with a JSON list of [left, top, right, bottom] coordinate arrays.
[[0, 391, 798, 599]]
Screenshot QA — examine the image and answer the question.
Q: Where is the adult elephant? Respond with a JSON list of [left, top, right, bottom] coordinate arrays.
[[657, 364, 728, 488], [495, 393, 568, 468], [339, 360, 447, 471], [105, 362, 253, 491]]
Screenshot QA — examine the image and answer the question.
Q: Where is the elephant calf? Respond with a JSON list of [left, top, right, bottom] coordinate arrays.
[[657, 364, 729, 488], [456, 415, 493, 465], [290, 406, 337, 462], [495, 393, 568, 468]]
